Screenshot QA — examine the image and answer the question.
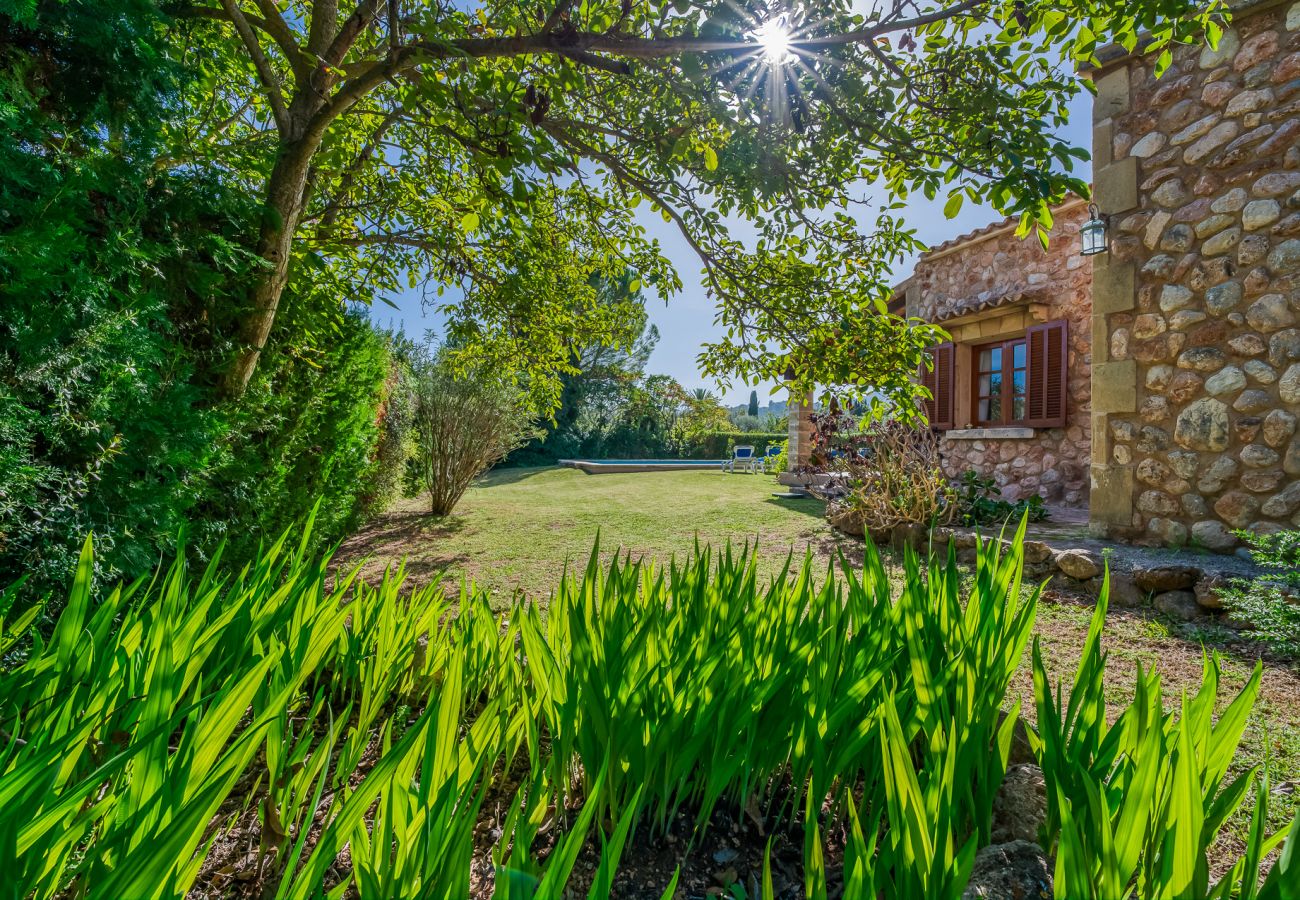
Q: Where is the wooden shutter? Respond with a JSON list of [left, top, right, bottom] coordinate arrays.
[[1026, 320, 1068, 428], [920, 342, 955, 429]]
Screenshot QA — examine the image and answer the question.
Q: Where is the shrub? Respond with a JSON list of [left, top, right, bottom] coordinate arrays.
[[1220, 529, 1300, 658], [955, 470, 1049, 527], [680, 430, 786, 458], [409, 349, 538, 515], [834, 420, 955, 532]]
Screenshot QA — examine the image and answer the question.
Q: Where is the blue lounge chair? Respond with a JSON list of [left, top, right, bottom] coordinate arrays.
[[763, 445, 783, 472], [726, 445, 757, 473]]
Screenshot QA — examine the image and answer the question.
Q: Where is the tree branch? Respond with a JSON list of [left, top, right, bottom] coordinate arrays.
[[308, 0, 339, 56], [252, 0, 313, 81], [218, 0, 290, 133]]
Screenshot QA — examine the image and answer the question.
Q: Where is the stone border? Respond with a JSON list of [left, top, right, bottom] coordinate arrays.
[[837, 516, 1265, 621]]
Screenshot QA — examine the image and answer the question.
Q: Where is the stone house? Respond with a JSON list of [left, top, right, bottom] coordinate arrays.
[[895, 200, 1094, 508], [788, 0, 1300, 551]]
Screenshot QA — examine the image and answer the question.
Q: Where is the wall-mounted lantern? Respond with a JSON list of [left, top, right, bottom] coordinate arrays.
[[1080, 202, 1109, 256]]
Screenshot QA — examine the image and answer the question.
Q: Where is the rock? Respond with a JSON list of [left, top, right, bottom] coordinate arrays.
[[1241, 444, 1281, 468], [1146, 517, 1189, 546], [1087, 571, 1148, 606], [1241, 469, 1283, 492], [1155, 590, 1202, 620], [1022, 540, 1053, 565], [996, 709, 1037, 767], [1236, 416, 1264, 444], [1246, 294, 1296, 333], [1213, 187, 1249, 213], [1264, 409, 1298, 446], [1269, 330, 1300, 367], [1172, 115, 1218, 147], [1170, 309, 1208, 330], [1185, 122, 1240, 165], [1162, 223, 1195, 253], [1239, 234, 1271, 266], [1268, 239, 1300, 273], [1287, 438, 1300, 476], [1138, 490, 1180, 517], [1236, 31, 1280, 71], [1133, 314, 1167, 339], [1153, 178, 1191, 207], [1183, 492, 1210, 517], [1234, 389, 1275, 414], [1262, 481, 1300, 517], [951, 531, 978, 550], [1200, 28, 1239, 68], [1195, 575, 1231, 610], [1056, 549, 1102, 580], [1159, 284, 1194, 312], [826, 503, 864, 537], [1244, 199, 1282, 230], [991, 765, 1048, 845], [1227, 88, 1274, 117], [1135, 564, 1201, 593], [1253, 172, 1300, 198], [1230, 333, 1268, 356], [1215, 491, 1261, 528], [1205, 281, 1243, 315], [1177, 347, 1226, 371], [1205, 366, 1246, 395], [1202, 226, 1242, 256], [962, 841, 1052, 900], [1193, 520, 1239, 551], [1175, 398, 1231, 451], [1281, 364, 1300, 404], [1244, 359, 1277, 384], [1198, 455, 1239, 492], [1131, 132, 1167, 157]]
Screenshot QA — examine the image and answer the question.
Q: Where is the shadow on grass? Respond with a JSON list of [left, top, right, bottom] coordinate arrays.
[[761, 496, 825, 519], [479, 465, 560, 487]]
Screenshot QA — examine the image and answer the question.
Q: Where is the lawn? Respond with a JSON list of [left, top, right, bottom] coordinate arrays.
[[342, 463, 1300, 856], [337, 465, 854, 605]]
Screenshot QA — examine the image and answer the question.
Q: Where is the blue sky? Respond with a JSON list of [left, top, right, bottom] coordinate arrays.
[[371, 90, 1092, 407]]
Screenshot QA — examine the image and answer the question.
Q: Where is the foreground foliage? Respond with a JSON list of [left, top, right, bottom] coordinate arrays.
[[0, 2, 409, 600], [1221, 530, 1300, 659], [1, 523, 1295, 898]]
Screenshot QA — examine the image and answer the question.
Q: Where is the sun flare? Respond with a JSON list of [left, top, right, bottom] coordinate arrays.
[[751, 17, 794, 64]]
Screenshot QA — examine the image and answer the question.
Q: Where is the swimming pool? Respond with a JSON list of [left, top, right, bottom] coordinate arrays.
[[558, 459, 728, 474]]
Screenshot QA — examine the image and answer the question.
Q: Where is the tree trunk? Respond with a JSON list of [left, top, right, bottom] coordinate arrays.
[[222, 139, 317, 397]]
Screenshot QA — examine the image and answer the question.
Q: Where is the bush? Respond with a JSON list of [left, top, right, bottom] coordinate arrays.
[[832, 421, 955, 532], [0, 3, 404, 600], [680, 430, 786, 459], [1220, 529, 1300, 658], [409, 349, 538, 515], [197, 308, 400, 561], [3, 526, 1294, 898], [954, 470, 1049, 527]]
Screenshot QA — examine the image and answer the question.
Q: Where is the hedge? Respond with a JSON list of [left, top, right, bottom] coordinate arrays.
[[682, 431, 787, 459]]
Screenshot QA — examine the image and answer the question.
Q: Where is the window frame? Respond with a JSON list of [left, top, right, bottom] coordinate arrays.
[[973, 336, 1029, 426]]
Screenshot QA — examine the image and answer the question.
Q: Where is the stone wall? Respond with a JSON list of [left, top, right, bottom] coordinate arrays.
[[905, 203, 1093, 504], [1089, 0, 1300, 548]]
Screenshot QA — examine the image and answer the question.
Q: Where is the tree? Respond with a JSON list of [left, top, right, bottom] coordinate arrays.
[[747, 390, 759, 418], [173, 0, 1219, 409], [409, 348, 537, 515]]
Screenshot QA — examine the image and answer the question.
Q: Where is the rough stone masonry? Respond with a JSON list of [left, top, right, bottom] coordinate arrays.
[[1088, 0, 1300, 550]]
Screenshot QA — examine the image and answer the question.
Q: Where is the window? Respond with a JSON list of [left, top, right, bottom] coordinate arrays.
[[975, 338, 1027, 425], [921, 319, 1068, 431]]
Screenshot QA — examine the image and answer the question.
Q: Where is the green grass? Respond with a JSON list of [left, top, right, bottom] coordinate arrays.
[[339, 466, 852, 605]]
